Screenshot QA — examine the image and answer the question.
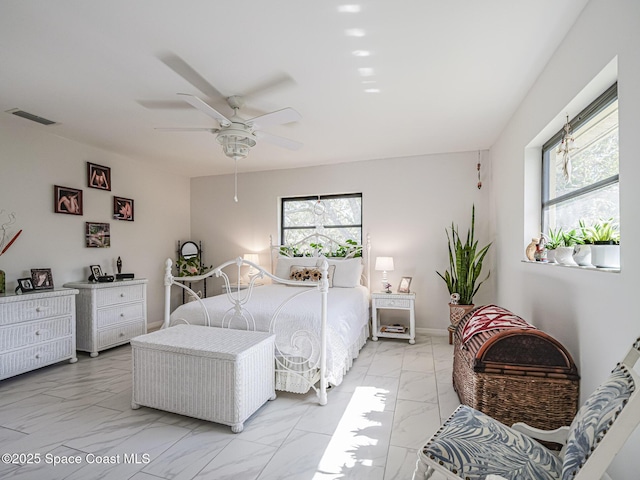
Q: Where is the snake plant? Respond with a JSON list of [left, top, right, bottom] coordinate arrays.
[[436, 206, 491, 305]]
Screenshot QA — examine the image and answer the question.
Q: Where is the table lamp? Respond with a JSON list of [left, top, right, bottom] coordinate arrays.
[[375, 256, 394, 293]]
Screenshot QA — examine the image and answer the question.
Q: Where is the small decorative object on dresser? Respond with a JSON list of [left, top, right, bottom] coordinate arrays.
[[371, 291, 416, 344], [0, 288, 79, 380], [63, 279, 147, 357], [16, 277, 35, 293], [89, 265, 103, 281], [31, 268, 54, 290]]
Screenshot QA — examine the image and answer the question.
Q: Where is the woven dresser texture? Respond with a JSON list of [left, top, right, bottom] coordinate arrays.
[[453, 306, 580, 433], [131, 325, 275, 433]]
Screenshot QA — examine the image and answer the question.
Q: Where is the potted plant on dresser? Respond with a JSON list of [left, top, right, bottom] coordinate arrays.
[[436, 205, 492, 330], [585, 218, 620, 268]]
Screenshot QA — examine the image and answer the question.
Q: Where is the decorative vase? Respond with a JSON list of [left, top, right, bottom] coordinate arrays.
[[449, 303, 475, 328], [525, 238, 538, 261], [572, 245, 591, 266], [590, 242, 620, 268], [546, 249, 557, 263], [555, 246, 577, 265]]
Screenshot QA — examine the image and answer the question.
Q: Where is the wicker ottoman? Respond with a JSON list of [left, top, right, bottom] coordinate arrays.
[[131, 324, 276, 433]]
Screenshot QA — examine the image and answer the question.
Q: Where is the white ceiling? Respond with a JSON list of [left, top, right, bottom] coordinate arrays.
[[0, 0, 588, 178]]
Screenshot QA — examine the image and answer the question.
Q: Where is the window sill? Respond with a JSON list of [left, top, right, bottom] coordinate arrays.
[[521, 260, 619, 273]]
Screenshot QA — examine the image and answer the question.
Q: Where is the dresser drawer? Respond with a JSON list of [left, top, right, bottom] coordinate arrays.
[[0, 316, 73, 351], [96, 284, 145, 307], [0, 337, 73, 380], [97, 302, 145, 328], [97, 321, 146, 349], [0, 295, 74, 326], [375, 297, 411, 309]]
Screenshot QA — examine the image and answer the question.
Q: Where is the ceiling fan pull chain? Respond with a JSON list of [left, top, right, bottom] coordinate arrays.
[[234, 158, 239, 203]]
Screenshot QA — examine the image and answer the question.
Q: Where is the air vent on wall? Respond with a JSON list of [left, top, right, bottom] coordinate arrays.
[[5, 108, 56, 126]]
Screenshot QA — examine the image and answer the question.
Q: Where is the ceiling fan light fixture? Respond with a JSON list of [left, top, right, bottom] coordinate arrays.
[[217, 131, 256, 161]]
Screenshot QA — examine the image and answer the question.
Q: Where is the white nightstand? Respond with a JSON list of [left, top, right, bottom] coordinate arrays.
[[371, 292, 416, 344], [63, 279, 147, 357]]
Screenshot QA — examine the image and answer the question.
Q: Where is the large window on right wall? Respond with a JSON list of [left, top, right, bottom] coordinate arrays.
[[541, 82, 619, 242]]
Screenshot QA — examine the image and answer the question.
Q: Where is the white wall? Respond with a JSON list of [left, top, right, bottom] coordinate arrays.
[[491, 1, 640, 477], [0, 122, 190, 328], [190, 151, 493, 332]]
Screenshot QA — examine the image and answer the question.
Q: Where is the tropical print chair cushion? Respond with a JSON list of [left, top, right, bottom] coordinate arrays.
[[422, 405, 563, 479], [562, 364, 634, 480]]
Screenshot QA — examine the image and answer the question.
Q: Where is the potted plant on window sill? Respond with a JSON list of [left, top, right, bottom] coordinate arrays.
[[584, 218, 620, 268], [436, 205, 491, 328], [544, 227, 563, 264], [555, 228, 582, 266]]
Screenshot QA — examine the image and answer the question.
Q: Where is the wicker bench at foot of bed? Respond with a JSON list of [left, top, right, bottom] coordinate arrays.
[[131, 325, 276, 433], [453, 309, 580, 433]]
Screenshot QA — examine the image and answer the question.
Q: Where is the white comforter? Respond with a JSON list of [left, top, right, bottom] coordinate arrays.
[[169, 284, 370, 386]]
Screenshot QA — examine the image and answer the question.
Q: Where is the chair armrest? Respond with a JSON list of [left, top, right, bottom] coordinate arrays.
[[511, 422, 570, 445]]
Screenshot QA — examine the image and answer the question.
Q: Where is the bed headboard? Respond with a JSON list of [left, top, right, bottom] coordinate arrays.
[[270, 232, 371, 289]]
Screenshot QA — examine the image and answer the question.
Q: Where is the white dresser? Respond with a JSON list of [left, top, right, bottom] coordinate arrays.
[[0, 288, 79, 381], [64, 279, 147, 357]]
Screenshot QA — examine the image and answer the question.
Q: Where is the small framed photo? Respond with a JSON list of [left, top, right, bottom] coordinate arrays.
[[90, 265, 103, 280], [398, 276, 412, 293], [31, 268, 54, 290], [17, 277, 35, 292], [54, 185, 83, 215], [87, 162, 111, 191], [86, 222, 111, 248], [113, 196, 134, 221]]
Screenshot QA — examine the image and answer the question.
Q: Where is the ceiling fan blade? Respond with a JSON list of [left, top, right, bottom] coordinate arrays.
[[137, 100, 191, 110], [155, 127, 219, 132], [178, 94, 231, 125], [255, 131, 303, 151], [159, 53, 225, 100], [247, 108, 301, 130], [242, 73, 296, 100]]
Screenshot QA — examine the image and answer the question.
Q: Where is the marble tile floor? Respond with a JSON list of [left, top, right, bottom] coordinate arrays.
[[0, 333, 457, 480]]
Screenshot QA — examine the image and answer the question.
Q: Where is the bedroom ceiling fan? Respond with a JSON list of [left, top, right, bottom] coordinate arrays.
[[154, 53, 302, 202]]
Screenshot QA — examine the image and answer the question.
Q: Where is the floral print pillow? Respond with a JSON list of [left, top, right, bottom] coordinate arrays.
[[289, 265, 335, 287]]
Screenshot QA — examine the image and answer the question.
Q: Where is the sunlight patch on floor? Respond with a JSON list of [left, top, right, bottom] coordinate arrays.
[[313, 386, 389, 479]]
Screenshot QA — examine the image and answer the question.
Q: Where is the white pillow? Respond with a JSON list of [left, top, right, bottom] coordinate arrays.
[[327, 258, 363, 288], [274, 256, 318, 279]]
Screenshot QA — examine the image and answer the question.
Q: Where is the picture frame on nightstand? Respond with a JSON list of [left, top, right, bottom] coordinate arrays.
[[398, 276, 412, 293]]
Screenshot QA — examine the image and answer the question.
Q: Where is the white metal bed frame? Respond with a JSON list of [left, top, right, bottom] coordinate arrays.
[[163, 233, 371, 405]]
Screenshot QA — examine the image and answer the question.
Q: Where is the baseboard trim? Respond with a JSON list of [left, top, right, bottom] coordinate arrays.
[[417, 327, 448, 337]]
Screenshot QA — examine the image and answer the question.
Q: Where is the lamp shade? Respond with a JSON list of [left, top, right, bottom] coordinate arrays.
[[375, 256, 394, 272], [244, 253, 260, 266]]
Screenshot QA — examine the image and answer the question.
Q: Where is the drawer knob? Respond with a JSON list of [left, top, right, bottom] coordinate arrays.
[[36, 307, 42, 313], [35, 354, 40, 359], [120, 313, 125, 317], [120, 293, 125, 297], [35, 330, 41, 336], [119, 332, 125, 337]]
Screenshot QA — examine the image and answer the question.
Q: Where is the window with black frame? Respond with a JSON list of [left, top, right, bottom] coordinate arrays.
[[541, 83, 619, 239], [281, 193, 362, 249]]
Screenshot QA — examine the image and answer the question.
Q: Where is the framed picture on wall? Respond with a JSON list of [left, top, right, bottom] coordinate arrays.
[[54, 185, 83, 215], [31, 268, 54, 290], [113, 196, 134, 221], [398, 276, 412, 293], [87, 162, 111, 191], [86, 222, 111, 248]]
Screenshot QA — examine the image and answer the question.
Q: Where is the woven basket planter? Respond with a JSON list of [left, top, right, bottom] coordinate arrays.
[[449, 303, 475, 327]]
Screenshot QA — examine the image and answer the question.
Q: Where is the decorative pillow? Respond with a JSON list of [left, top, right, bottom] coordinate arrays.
[[274, 256, 318, 279], [327, 258, 363, 288], [460, 304, 535, 345], [289, 264, 335, 287]]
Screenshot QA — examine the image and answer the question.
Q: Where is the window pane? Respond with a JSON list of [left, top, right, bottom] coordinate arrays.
[[282, 194, 362, 248], [548, 100, 618, 199], [543, 183, 619, 232]]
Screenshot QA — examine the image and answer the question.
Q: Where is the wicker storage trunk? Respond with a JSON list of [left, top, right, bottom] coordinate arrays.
[[453, 307, 580, 432]]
